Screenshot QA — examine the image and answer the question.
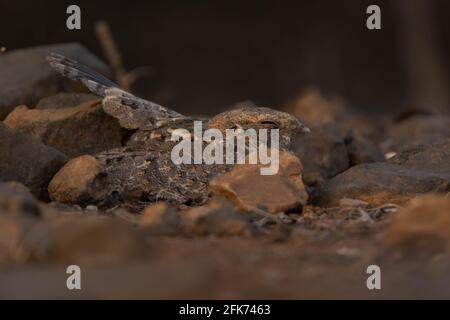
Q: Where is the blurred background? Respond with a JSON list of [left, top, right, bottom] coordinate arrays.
[[1, 0, 449, 115]]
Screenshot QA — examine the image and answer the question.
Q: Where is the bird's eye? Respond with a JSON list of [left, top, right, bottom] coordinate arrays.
[[229, 123, 243, 130], [260, 120, 279, 128]]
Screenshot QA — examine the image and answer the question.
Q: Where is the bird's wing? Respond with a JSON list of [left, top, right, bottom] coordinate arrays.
[[47, 53, 185, 130]]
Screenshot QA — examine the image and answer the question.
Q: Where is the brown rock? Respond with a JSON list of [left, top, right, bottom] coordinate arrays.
[[210, 151, 308, 214], [4, 100, 124, 157], [48, 155, 101, 205], [286, 90, 348, 126], [47, 215, 148, 265], [384, 195, 450, 254], [0, 209, 47, 264], [0, 214, 22, 263], [318, 141, 450, 207], [0, 123, 68, 199], [0, 43, 110, 120], [139, 202, 181, 236]]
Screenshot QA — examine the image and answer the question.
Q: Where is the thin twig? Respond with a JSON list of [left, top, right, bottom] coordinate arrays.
[[94, 20, 127, 87]]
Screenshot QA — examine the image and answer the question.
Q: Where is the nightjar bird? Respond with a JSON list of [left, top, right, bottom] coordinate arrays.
[[47, 53, 310, 210]]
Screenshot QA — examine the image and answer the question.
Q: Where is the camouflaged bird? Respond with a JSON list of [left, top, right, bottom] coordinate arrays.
[[47, 53, 310, 210]]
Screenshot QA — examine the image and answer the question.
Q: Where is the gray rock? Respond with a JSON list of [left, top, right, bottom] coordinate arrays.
[[0, 123, 68, 199], [36, 92, 98, 109], [0, 182, 47, 264], [0, 43, 110, 120], [382, 115, 450, 153], [293, 123, 349, 185], [317, 140, 450, 206], [0, 182, 40, 217], [388, 140, 450, 174], [344, 131, 385, 166]]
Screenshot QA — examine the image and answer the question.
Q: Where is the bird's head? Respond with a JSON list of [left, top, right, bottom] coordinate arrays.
[[207, 106, 310, 150]]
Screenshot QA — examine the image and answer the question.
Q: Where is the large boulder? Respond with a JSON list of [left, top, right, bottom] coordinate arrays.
[[0, 43, 110, 120], [0, 123, 68, 199], [4, 100, 125, 157], [317, 140, 450, 206]]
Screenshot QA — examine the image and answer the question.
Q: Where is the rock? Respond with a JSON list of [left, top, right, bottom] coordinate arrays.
[[287, 91, 386, 169], [293, 123, 349, 185], [0, 182, 40, 217], [210, 151, 308, 214], [38, 202, 84, 220], [181, 200, 223, 227], [382, 115, 450, 153], [0, 43, 110, 120], [384, 195, 450, 254], [0, 214, 22, 263], [0, 206, 47, 264], [344, 131, 385, 166], [182, 198, 251, 236], [0, 214, 39, 264], [286, 90, 348, 126], [85, 205, 98, 213], [4, 100, 125, 157], [0, 181, 33, 197], [0, 123, 68, 199], [111, 208, 139, 224], [47, 215, 148, 265], [339, 113, 388, 143], [35, 92, 98, 109], [139, 202, 181, 236], [387, 141, 450, 174], [317, 140, 450, 207], [48, 155, 101, 205]]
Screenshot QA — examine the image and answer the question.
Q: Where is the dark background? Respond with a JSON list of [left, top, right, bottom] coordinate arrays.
[[1, 0, 449, 115]]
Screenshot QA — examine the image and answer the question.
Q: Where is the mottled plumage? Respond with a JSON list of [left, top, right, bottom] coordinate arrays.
[[47, 53, 310, 209]]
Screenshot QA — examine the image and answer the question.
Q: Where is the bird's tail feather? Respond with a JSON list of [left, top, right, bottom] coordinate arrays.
[[46, 52, 118, 97]]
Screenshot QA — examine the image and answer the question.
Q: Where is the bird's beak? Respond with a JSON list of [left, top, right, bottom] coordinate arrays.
[[294, 118, 311, 133], [301, 125, 311, 133]]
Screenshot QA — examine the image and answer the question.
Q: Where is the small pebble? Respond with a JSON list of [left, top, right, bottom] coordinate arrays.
[[85, 205, 98, 212]]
